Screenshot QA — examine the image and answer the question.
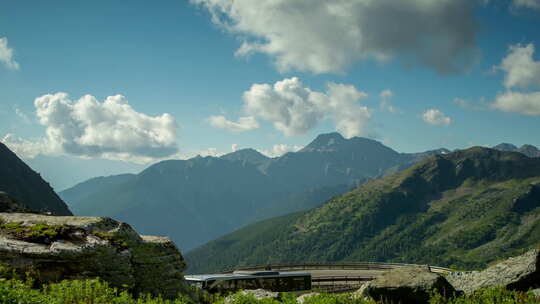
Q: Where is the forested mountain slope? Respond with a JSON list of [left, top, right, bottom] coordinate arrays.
[[186, 147, 540, 273]]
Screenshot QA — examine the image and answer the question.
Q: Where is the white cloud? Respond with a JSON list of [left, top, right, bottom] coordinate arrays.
[[231, 143, 239, 152], [379, 89, 397, 113], [15, 108, 31, 124], [497, 44, 540, 89], [192, 0, 479, 75], [1, 134, 47, 159], [513, 0, 540, 10], [422, 109, 452, 126], [15, 93, 180, 162], [237, 77, 370, 137], [258, 144, 303, 158], [492, 91, 540, 115], [208, 115, 259, 132], [490, 43, 540, 116], [0, 37, 19, 70], [452, 97, 487, 110], [196, 147, 222, 157]]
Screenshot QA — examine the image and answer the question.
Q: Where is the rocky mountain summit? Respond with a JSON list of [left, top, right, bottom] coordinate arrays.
[[0, 143, 72, 216], [493, 143, 540, 158], [0, 212, 188, 298]]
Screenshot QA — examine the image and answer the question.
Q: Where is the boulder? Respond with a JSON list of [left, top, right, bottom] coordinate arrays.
[[356, 265, 456, 304], [224, 289, 279, 303], [296, 292, 320, 304], [446, 249, 540, 294], [0, 213, 189, 298]]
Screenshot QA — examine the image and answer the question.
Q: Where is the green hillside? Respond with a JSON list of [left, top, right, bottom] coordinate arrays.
[[61, 133, 441, 250], [186, 147, 540, 273]]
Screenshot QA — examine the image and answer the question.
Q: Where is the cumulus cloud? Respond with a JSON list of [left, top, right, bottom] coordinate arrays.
[[24, 93, 178, 162], [207, 115, 259, 132], [492, 91, 540, 115], [491, 43, 540, 116], [1, 134, 47, 159], [0, 37, 19, 70], [422, 109, 452, 126], [196, 147, 222, 157], [192, 0, 479, 74], [258, 144, 303, 158], [231, 144, 239, 152], [513, 0, 540, 10], [236, 77, 370, 137], [497, 44, 540, 89], [379, 89, 398, 113]]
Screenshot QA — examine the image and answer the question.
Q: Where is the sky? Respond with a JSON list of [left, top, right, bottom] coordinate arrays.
[[1, 0, 540, 190]]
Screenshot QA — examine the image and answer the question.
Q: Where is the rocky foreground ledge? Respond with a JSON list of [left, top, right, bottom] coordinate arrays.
[[0, 213, 189, 298], [354, 248, 540, 304]]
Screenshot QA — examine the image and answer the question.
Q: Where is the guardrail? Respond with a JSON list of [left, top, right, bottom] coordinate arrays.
[[227, 262, 452, 275]]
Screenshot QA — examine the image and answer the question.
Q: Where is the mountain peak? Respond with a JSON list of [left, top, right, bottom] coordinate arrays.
[[300, 132, 348, 152], [519, 144, 540, 158], [221, 148, 269, 164], [493, 143, 518, 151]]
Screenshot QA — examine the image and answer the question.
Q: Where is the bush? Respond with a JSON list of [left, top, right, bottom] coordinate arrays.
[[0, 278, 538, 304], [429, 287, 539, 304], [0, 278, 194, 304]]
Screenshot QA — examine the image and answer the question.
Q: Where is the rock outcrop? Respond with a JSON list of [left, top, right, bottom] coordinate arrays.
[[224, 289, 279, 303], [0, 213, 188, 298], [446, 249, 540, 294], [356, 265, 456, 304]]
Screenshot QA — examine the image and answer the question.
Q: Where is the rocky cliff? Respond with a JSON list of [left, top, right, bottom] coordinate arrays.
[[0, 213, 188, 298]]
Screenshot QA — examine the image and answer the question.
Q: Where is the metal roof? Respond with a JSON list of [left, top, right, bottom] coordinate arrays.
[[184, 271, 311, 282]]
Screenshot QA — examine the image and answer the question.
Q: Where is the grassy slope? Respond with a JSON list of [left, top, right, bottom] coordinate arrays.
[[186, 147, 540, 273]]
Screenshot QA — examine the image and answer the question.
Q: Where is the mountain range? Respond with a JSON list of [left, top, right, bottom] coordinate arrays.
[[59, 133, 452, 250], [186, 147, 540, 273], [0, 143, 72, 216], [493, 143, 540, 158], [58, 134, 540, 251]]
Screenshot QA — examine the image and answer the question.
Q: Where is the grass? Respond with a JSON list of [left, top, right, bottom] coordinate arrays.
[[0, 221, 72, 244], [0, 278, 538, 304]]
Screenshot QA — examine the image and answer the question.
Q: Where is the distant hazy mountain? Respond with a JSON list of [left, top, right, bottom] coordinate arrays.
[[0, 143, 72, 215], [60, 132, 448, 250], [186, 147, 540, 273], [493, 143, 540, 158], [59, 174, 136, 210]]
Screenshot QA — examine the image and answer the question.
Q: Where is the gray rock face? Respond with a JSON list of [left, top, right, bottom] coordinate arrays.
[[224, 289, 279, 303], [356, 265, 456, 304], [296, 292, 321, 304], [0, 213, 188, 298], [446, 249, 540, 294]]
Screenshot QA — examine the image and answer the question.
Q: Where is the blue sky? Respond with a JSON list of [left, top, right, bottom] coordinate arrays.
[[1, 0, 540, 190]]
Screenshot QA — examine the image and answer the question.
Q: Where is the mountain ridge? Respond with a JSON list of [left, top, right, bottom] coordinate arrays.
[[185, 147, 540, 273], [60, 134, 540, 251], [0, 143, 72, 215]]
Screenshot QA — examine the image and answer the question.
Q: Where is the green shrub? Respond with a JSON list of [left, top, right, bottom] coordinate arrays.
[[0, 278, 538, 304], [429, 286, 539, 304]]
